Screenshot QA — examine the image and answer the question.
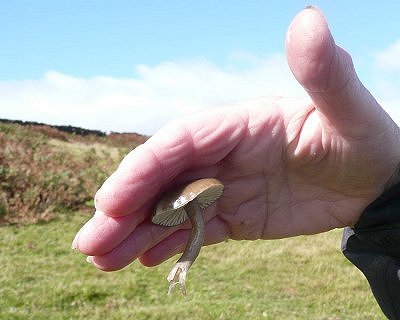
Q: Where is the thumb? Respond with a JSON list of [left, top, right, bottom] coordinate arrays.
[[285, 6, 386, 137]]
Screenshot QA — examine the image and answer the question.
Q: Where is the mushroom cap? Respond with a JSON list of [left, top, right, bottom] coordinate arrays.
[[152, 178, 224, 226]]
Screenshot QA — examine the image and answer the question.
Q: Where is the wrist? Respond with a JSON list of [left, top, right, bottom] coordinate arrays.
[[354, 178, 400, 231]]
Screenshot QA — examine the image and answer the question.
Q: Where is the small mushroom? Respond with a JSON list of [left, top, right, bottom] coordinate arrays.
[[152, 178, 224, 295]]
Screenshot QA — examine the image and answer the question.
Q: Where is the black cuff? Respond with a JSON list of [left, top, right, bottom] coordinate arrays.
[[342, 182, 400, 320]]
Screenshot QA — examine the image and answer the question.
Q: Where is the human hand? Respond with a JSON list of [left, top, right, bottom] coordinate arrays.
[[73, 7, 400, 271]]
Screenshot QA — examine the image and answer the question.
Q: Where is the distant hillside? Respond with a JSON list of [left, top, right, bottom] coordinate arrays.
[[0, 119, 148, 224], [0, 118, 148, 146]]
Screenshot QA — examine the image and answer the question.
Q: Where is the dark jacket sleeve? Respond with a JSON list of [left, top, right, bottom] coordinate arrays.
[[341, 182, 400, 320]]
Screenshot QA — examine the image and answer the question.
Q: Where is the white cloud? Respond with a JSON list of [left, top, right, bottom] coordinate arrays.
[[2, 48, 400, 135], [0, 53, 304, 135], [375, 38, 400, 72]]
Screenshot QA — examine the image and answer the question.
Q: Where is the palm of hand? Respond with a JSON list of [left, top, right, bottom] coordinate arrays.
[[160, 97, 395, 245], [206, 99, 395, 242]]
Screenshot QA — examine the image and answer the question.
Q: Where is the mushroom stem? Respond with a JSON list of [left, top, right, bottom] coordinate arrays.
[[167, 199, 205, 295]]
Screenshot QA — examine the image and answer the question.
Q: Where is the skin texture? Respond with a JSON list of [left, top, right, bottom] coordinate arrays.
[[74, 7, 400, 272]]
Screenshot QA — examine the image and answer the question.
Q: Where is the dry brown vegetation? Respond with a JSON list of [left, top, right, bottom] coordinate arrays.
[[0, 120, 147, 224]]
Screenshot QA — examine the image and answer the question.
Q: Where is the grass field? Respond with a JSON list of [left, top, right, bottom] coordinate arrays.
[[0, 212, 385, 320], [0, 121, 386, 319]]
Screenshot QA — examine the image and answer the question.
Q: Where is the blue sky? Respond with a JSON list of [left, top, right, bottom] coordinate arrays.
[[1, 1, 400, 134]]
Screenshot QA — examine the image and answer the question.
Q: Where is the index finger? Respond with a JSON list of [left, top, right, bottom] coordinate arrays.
[[95, 107, 248, 218]]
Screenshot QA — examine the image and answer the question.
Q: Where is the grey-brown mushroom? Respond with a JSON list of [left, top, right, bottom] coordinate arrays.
[[152, 178, 224, 295]]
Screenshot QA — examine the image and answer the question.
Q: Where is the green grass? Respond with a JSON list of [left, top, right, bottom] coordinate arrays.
[[0, 213, 385, 319]]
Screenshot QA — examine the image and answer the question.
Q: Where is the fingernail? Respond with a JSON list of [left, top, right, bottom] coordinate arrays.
[[86, 256, 94, 264], [304, 5, 323, 14], [71, 232, 79, 250]]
